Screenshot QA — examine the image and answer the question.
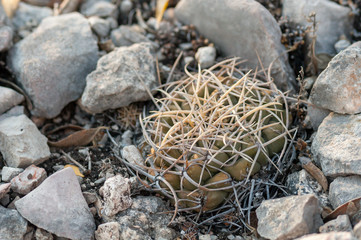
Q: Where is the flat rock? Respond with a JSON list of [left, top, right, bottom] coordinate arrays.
[[0, 205, 28, 240], [1, 166, 24, 182], [329, 176, 361, 209], [110, 25, 151, 47], [175, 0, 296, 92], [309, 42, 361, 114], [80, 43, 157, 113], [8, 12, 98, 118], [0, 183, 11, 199], [0, 86, 24, 115], [319, 215, 352, 233], [0, 114, 50, 168], [0, 25, 13, 52], [311, 113, 361, 177], [99, 175, 132, 217], [296, 232, 357, 240], [256, 194, 323, 240], [15, 168, 95, 239], [95, 222, 120, 240], [283, 0, 352, 57], [11, 165, 47, 195]]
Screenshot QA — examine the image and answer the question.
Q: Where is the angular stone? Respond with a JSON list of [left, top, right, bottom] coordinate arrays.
[[95, 222, 120, 240], [296, 232, 357, 240], [0, 25, 13, 52], [122, 145, 145, 167], [309, 42, 361, 114], [319, 215, 352, 233], [195, 46, 216, 69], [15, 168, 95, 239], [0, 183, 11, 200], [1, 166, 24, 182], [329, 176, 361, 209], [0, 205, 28, 240], [12, 2, 52, 32], [11, 165, 47, 195], [175, 0, 296, 92], [99, 175, 132, 217], [311, 113, 361, 177], [256, 194, 323, 240], [88, 16, 110, 38], [110, 25, 150, 47], [0, 106, 25, 122], [0, 86, 24, 115], [80, 43, 157, 113], [0, 114, 50, 168], [8, 13, 98, 118]]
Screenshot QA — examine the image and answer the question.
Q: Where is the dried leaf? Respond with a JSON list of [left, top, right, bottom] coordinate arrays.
[[324, 197, 361, 222], [64, 164, 84, 177], [1, 0, 20, 18], [156, 0, 169, 25], [48, 126, 108, 148], [301, 158, 328, 191]]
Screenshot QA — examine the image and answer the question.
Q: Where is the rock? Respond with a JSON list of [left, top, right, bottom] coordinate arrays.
[[195, 46, 216, 69], [95, 222, 120, 240], [122, 145, 145, 166], [335, 39, 351, 53], [311, 113, 361, 177], [296, 232, 357, 240], [0, 25, 13, 51], [329, 176, 361, 209], [120, 0, 133, 14], [12, 2, 52, 34], [7, 196, 20, 209], [35, 228, 53, 240], [110, 25, 150, 47], [80, 43, 157, 113], [283, 0, 352, 56], [0, 105, 25, 122], [319, 215, 352, 233], [8, 13, 98, 118], [0, 194, 10, 206], [303, 76, 316, 91], [88, 16, 110, 38], [99, 175, 132, 217], [11, 165, 47, 195], [175, 0, 296, 92], [1, 166, 24, 182], [81, 0, 118, 18], [121, 130, 133, 146], [83, 191, 97, 205], [353, 221, 361, 239], [304, 103, 331, 130], [22, 0, 51, 7], [0, 183, 11, 199], [0, 114, 50, 168], [0, 205, 28, 240], [256, 194, 323, 240], [15, 168, 95, 239], [309, 42, 361, 114], [106, 17, 118, 30], [0, 86, 24, 115]]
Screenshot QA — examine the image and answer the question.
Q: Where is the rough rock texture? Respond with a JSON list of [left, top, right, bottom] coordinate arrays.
[[8, 12, 98, 118], [311, 113, 361, 177], [256, 194, 323, 240], [329, 176, 361, 209], [319, 215, 352, 233], [15, 168, 95, 240], [0, 86, 24, 115], [35, 228, 54, 240], [0, 205, 28, 240], [0, 183, 11, 199], [283, 0, 352, 57], [296, 232, 357, 240], [175, 0, 296, 92], [99, 175, 132, 217], [1, 166, 24, 182], [11, 165, 47, 195], [195, 46, 216, 68], [0, 114, 50, 168], [0, 25, 13, 52], [95, 222, 120, 240], [354, 221, 361, 239], [121, 145, 145, 166], [80, 43, 157, 113], [304, 103, 331, 131], [309, 42, 361, 114], [110, 25, 150, 47]]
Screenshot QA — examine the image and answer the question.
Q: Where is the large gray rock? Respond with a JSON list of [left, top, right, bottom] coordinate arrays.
[[0, 205, 28, 240], [0, 114, 50, 168], [80, 43, 157, 113], [283, 0, 352, 56], [175, 0, 296, 92], [311, 113, 361, 177], [256, 194, 323, 240], [8, 12, 99, 118], [309, 42, 361, 114], [329, 176, 361, 209], [0, 86, 24, 115], [15, 168, 95, 240]]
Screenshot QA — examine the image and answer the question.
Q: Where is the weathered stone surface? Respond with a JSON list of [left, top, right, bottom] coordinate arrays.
[[88, 16, 110, 38], [195, 46, 216, 69], [311, 113, 361, 177], [80, 0, 118, 18], [122, 145, 145, 167], [283, 0, 352, 56], [0, 114, 50, 168], [110, 25, 150, 47], [0, 183, 11, 200], [11, 165, 47, 195], [0, 87, 24, 115], [15, 168, 95, 240], [0, 25, 13, 52], [335, 39, 351, 54], [256, 194, 323, 240], [0, 106, 25, 122], [319, 215, 352, 233], [35, 228, 54, 240], [95, 222, 120, 240], [309, 42, 361, 114], [1, 166, 24, 182], [296, 232, 357, 240], [175, 0, 296, 91], [80, 43, 157, 113], [99, 175, 132, 217], [354, 220, 361, 239], [304, 103, 331, 130], [0, 205, 28, 240], [8, 13, 98, 118], [329, 176, 361, 209]]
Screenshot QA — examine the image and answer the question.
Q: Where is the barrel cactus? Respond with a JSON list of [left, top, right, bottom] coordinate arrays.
[[124, 58, 292, 217]]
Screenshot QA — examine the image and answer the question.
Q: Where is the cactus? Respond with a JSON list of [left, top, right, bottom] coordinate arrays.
[[126, 58, 291, 216]]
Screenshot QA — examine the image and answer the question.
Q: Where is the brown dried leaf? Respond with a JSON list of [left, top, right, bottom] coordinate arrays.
[[1, 0, 20, 18], [48, 126, 108, 148], [302, 160, 328, 191], [324, 197, 361, 222]]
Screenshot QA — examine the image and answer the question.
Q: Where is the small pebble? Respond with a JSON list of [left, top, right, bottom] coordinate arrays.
[[334, 39, 351, 53], [195, 46, 216, 68], [120, 0, 133, 14]]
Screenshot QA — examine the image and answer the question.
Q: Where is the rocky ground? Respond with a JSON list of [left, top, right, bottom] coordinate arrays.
[[0, 0, 361, 239]]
